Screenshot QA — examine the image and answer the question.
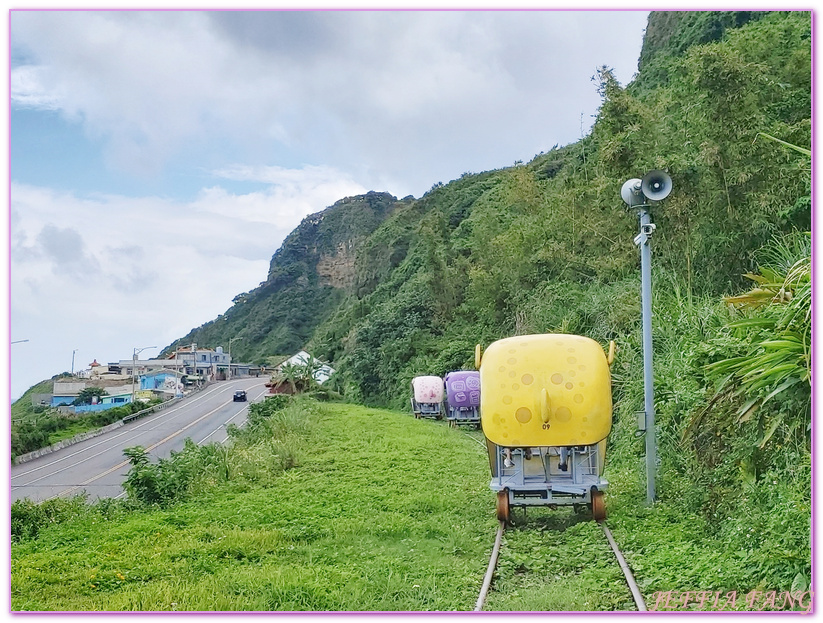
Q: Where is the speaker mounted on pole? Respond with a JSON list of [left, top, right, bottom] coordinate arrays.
[[640, 170, 672, 202]]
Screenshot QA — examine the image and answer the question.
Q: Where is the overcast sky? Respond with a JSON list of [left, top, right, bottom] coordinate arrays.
[[7, 9, 650, 400]]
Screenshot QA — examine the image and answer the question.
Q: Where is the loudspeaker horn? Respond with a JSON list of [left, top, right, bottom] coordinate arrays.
[[620, 178, 644, 207], [641, 170, 672, 201]]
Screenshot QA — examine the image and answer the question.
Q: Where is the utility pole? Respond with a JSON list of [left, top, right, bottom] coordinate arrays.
[[621, 171, 672, 505], [131, 345, 157, 404], [228, 337, 243, 380], [175, 347, 181, 398]]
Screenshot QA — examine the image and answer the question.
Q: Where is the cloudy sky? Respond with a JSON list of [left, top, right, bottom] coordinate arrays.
[[7, 9, 650, 400]]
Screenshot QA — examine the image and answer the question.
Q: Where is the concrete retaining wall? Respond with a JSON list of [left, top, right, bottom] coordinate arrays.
[[13, 420, 125, 465], [12, 383, 212, 466]]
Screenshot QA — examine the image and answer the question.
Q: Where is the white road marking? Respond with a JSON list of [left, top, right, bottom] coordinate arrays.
[[11, 383, 228, 480], [40, 383, 270, 501]]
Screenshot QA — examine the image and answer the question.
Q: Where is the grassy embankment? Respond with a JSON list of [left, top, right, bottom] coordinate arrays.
[[13, 399, 496, 610], [11, 396, 808, 611]]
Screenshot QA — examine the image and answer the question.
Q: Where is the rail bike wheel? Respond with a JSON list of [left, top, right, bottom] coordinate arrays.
[[496, 490, 510, 523], [591, 490, 606, 522]]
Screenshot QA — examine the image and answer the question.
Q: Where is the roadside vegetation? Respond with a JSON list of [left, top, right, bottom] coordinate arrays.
[[12, 394, 163, 461], [12, 398, 498, 610]]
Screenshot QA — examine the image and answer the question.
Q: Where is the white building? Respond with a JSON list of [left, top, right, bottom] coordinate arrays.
[[277, 351, 335, 384]]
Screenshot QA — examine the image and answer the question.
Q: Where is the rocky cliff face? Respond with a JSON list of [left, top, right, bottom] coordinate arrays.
[[638, 10, 768, 71], [165, 191, 403, 363], [316, 241, 357, 289]]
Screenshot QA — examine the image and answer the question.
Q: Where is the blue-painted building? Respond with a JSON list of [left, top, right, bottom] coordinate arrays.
[[52, 381, 134, 410], [140, 370, 183, 394], [51, 382, 86, 407]]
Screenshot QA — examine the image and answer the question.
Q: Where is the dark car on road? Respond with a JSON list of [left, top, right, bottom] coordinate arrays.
[[233, 390, 247, 402]]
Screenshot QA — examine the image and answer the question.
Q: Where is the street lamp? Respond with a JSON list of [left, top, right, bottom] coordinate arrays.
[[228, 337, 243, 380], [131, 345, 157, 404], [190, 342, 197, 384], [175, 347, 183, 398], [621, 170, 672, 505]]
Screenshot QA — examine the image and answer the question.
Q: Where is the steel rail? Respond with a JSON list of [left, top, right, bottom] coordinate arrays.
[[451, 420, 646, 611], [473, 518, 647, 612], [600, 522, 647, 611], [461, 429, 488, 451], [474, 520, 506, 611]]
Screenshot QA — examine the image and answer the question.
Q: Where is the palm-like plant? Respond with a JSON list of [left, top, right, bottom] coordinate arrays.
[[271, 357, 325, 394], [706, 232, 810, 448], [298, 356, 324, 389], [271, 362, 300, 394]]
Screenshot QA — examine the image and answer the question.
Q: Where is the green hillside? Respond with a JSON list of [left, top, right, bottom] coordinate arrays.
[[317, 10, 809, 404], [165, 191, 406, 363], [164, 14, 811, 587]]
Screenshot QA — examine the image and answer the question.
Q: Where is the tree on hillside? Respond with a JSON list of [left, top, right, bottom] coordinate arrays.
[[271, 357, 324, 394], [72, 387, 107, 406]]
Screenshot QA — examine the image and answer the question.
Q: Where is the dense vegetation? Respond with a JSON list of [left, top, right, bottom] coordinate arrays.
[[173, 8, 811, 592], [12, 10, 810, 610]]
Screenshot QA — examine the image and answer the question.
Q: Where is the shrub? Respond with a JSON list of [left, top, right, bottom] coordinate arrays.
[[122, 396, 316, 507], [11, 495, 88, 542]]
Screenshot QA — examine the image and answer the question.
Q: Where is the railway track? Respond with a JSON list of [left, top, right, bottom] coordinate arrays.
[[449, 420, 645, 611], [473, 517, 647, 612]]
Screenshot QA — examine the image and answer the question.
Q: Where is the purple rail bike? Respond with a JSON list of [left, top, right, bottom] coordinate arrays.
[[444, 370, 481, 426]]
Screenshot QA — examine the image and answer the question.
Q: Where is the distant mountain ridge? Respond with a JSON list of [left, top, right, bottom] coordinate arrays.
[[165, 191, 405, 363]]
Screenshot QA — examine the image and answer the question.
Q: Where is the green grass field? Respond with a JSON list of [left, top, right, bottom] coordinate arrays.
[[11, 399, 809, 611], [12, 402, 499, 610]]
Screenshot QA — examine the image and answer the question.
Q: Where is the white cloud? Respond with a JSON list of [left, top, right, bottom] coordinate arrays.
[[10, 65, 63, 110], [9, 168, 365, 398], [212, 163, 356, 186], [11, 10, 648, 193], [195, 165, 368, 238]]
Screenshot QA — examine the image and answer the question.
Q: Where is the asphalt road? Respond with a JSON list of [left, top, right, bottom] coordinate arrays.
[[10, 378, 270, 503]]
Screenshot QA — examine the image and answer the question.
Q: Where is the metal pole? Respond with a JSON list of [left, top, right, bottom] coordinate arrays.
[[131, 346, 157, 404], [131, 349, 137, 403], [191, 343, 197, 387], [637, 207, 656, 504], [229, 337, 243, 380]]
